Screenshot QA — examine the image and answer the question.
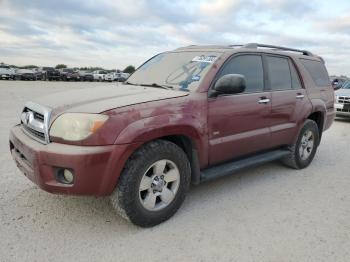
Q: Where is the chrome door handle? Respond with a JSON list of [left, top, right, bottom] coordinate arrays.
[[258, 98, 270, 104], [296, 94, 305, 99]]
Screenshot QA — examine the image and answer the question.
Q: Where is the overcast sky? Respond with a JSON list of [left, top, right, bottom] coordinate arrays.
[[0, 0, 349, 74]]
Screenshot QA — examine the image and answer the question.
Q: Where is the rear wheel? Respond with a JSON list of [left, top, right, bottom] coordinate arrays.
[[281, 119, 319, 169], [110, 140, 191, 227]]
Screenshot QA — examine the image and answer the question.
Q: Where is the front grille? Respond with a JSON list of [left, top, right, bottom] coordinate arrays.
[[23, 107, 45, 121], [337, 108, 350, 113], [20, 102, 51, 144], [22, 124, 45, 140], [338, 96, 350, 104], [34, 112, 44, 121]]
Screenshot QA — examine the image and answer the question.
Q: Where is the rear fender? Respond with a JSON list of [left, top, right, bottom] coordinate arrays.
[[309, 98, 326, 129]]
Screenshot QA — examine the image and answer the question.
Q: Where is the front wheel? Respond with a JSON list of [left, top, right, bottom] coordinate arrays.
[[281, 119, 320, 169], [110, 140, 191, 227]]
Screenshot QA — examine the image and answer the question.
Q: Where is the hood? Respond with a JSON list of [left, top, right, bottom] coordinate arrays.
[[335, 88, 350, 97], [32, 85, 188, 115]]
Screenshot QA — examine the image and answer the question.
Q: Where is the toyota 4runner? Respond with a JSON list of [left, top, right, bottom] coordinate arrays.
[[9, 44, 335, 227]]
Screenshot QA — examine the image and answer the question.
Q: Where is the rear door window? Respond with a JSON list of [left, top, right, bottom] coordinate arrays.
[[266, 56, 292, 91], [218, 55, 264, 93], [300, 59, 330, 87]]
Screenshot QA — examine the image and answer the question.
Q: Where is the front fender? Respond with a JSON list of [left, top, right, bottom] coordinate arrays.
[[114, 114, 208, 166]]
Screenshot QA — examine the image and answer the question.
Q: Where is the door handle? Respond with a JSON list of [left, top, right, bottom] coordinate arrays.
[[296, 94, 305, 99], [258, 97, 270, 104]]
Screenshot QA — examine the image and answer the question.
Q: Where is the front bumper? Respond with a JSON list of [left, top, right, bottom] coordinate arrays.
[[9, 125, 135, 196], [335, 103, 350, 117], [83, 75, 94, 81], [48, 75, 60, 79]]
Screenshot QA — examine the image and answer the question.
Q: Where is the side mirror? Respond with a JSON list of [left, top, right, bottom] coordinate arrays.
[[211, 74, 246, 96], [333, 84, 342, 91]]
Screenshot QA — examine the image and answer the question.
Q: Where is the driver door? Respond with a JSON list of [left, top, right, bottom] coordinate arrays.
[[208, 54, 272, 165]]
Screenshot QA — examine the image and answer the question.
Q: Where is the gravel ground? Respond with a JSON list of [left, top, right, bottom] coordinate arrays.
[[0, 80, 349, 262]]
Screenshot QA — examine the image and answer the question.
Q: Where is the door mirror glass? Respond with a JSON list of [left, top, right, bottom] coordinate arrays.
[[213, 74, 246, 96]]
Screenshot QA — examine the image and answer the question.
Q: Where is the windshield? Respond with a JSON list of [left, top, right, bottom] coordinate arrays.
[[127, 51, 222, 92], [342, 81, 350, 89]]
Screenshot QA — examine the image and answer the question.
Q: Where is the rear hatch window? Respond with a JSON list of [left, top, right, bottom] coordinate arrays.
[[300, 59, 330, 87]]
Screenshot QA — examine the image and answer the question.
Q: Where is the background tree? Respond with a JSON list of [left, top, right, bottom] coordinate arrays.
[[123, 65, 135, 74], [55, 64, 67, 69], [21, 65, 38, 69]]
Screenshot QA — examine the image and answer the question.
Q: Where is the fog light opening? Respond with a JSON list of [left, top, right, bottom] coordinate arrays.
[[56, 168, 74, 184]]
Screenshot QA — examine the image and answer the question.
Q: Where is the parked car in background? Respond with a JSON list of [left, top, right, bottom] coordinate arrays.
[[41, 67, 61, 81], [0, 64, 16, 80], [104, 72, 116, 82], [92, 70, 107, 81], [115, 72, 130, 82], [78, 71, 94, 82], [60, 68, 80, 81], [15, 69, 36, 80], [335, 80, 350, 118], [9, 43, 335, 227], [103, 72, 129, 82], [32, 68, 44, 80], [331, 77, 347, 90]]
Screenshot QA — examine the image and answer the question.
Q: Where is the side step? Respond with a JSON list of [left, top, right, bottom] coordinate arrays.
[[200, 149, 290, 183]]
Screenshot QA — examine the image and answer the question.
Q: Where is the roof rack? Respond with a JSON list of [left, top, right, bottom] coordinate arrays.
[[242, 43, 313, 56]]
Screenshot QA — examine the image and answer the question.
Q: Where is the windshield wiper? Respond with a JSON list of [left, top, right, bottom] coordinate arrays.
[[124, 81, 173, 90], [139, 83, 173, 90]]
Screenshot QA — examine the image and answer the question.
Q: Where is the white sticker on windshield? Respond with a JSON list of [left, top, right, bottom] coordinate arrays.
[[191, 55, 217, 63]]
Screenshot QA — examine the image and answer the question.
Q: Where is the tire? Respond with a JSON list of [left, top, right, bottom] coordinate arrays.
[[281, 119, 320, 169], [110, 140, 191, 227]]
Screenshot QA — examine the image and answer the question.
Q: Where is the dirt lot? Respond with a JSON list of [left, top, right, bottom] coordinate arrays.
[[0, 80, 349, 262]]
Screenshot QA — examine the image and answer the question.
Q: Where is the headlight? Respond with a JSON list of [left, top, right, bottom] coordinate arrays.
[[49, 113, 108, 141]]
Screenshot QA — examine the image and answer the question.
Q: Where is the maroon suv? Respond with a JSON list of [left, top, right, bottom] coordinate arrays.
[[9, 44, 335, 227]]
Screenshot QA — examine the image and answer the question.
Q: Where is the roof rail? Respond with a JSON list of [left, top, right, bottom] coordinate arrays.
[[242, 43, 313, 56]]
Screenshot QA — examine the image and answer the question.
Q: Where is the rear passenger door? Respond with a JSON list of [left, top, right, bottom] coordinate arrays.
[[265, 55, 308, 147], [208, 54, 272, 165]]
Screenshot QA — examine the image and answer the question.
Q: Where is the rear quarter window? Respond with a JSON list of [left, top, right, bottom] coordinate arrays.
[[300, 59, 330, 87]]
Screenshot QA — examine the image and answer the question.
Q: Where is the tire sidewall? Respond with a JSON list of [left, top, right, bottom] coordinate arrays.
[[295, 120, 319, 168], [118, 141, 190, 226]]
